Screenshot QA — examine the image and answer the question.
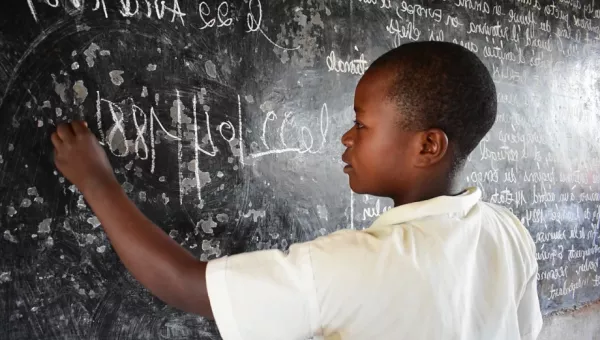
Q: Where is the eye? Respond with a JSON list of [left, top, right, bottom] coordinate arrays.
[[353, 120, 364, 129]]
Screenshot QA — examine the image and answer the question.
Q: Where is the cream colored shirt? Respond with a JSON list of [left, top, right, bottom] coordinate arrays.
[[206, 187, 543, 340]]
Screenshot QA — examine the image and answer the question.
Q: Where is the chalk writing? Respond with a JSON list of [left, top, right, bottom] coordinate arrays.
[[549, 278, 588, 299], [198, 1, 233, 29], [467, 21, 510, 40], [536, 245, 565, 266], [387, 11, 421, 46], [361, 197, 392, 221], [357, 0, 392, 9], [538, 266, 568, 281], [250, 103, 330, 159], [326, 51, 369, 75], [397, 1, 443, 23], [544, 3, 570, 26]]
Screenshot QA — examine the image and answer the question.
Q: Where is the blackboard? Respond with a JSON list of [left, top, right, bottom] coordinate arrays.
[[1, 0, 600, 338]]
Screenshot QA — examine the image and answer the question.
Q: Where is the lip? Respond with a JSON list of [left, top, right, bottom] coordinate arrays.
[[342, 152, 353, 173]]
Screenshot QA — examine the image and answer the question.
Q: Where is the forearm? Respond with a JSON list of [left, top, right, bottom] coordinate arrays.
[[81, 180, 213, 318]]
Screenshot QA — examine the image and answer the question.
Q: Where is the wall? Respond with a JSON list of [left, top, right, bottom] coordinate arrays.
[[540, 302, 600, 340]]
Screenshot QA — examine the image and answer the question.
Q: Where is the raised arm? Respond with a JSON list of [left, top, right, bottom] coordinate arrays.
[[51, 121, 213, 318]]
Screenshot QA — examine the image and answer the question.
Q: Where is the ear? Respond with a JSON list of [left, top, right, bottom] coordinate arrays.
[[414, 129, 449, 168]]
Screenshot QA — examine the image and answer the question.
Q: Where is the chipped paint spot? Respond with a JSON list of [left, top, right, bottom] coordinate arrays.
[[76, 23, 91, 31], [139, 191, 147, 202], [169, 230, 179, 238], [228, 138, 241, 157], [96, 245, 106, 253], [198, 217, 217, 234], [216, 214, 229, 222], [170, 99, 191, 125], [56, 107, 63, 117], [3, 230, 18, 243], [46, 236, 54, 247], [83, 43, 100, 67], [51, 74, 69, 103], [161, 193, 170, 205], [20, 199, 32, 208], [159, 176, 166, 182], [99, 50, 111, 56], [204, 60, 217, 78], [317, 205, 329, 221], [217, 171, 224, 178], [245, 95, 254, 103], [86, 216, 101, 228], [141, 86, 148, 98], [242, 209, 266, 222], [27, 187, 38, 196], [198, 87, 207, 105], [42, 100, 51, 109], [85, 234, 96, 244], [73, 80, 88, 105], [109, 70, 125, 86], [38, 218, 53, 234], [0, 272, 12, 284], [71, 62, 80, 70], [122, 182, 134, 193], [181, 178, 195, 194], [200, 239, 221, 261], [146, 64, 157, 71], [34, 197, 44, 204], [77, 195, 86, 209], [7, 206, 17, 217]]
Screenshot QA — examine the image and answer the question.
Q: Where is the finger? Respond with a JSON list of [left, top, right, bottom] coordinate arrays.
[[50, 132, 63, 148], [71, 120, 89, 136], [57, 123, 75, 143]]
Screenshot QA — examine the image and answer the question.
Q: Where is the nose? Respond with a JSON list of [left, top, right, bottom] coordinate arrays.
[[341, 126, 354, 148]]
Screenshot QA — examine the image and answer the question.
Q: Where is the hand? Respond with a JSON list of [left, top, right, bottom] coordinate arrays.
[[51, 121, 118, 194]]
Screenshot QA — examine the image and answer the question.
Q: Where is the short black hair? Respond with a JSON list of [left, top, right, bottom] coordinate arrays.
[[369, 41, 497, 171]]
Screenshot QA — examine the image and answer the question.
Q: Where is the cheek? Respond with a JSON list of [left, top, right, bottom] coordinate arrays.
[[354, 135, 396, 180]]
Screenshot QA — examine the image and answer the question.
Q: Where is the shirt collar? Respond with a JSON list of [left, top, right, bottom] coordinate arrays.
[[368, 187, 482, 229]]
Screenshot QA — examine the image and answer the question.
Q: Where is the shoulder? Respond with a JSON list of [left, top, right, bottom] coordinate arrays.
[[479, 202, 534, 245], [478, 201, 538, 269]]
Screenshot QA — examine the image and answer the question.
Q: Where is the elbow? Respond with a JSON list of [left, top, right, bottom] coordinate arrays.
[[167, 259, 214, 319]]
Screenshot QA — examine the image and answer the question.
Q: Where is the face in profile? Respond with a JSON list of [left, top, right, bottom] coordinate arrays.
[[341, 69, 420, 198]]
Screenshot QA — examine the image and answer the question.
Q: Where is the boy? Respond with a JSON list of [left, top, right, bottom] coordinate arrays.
[[51, 42, 542, 339]]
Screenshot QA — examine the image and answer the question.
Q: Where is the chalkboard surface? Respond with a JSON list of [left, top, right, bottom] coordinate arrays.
[[1, 0, 600, 338]]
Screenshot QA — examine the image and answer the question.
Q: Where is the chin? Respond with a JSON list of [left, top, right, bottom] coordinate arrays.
[[348, 178, 368, 195], [348, 178, 386, 197]]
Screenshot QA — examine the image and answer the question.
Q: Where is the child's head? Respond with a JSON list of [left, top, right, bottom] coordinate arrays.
[[342, 41, 497, 205]]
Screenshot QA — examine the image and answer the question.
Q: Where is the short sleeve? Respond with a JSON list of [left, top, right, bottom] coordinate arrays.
[[205, 243, 321, 340], [517, 270, 543, 340]]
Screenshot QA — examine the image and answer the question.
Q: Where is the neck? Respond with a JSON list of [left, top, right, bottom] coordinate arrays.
[[392, 175, 460, 207]]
